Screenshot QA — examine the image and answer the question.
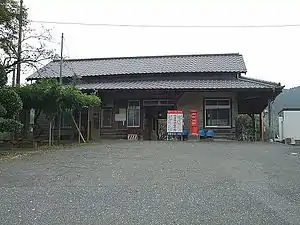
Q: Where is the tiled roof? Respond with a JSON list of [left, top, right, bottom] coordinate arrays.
[[27, 53, 247, 79], [75, 77, 280, 90]]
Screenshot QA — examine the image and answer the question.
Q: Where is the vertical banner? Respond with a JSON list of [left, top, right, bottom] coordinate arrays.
[[190, 110, 198, 135], [167, 110, 184, 135]]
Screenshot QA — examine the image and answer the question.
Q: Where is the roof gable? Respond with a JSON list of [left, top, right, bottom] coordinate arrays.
[[27, 53, 247, 80]]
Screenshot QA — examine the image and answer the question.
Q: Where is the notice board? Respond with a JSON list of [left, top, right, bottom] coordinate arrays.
[[167, 110, 184, 135]]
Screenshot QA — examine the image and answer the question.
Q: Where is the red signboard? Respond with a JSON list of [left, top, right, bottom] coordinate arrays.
[[190, 110, 198, 135]]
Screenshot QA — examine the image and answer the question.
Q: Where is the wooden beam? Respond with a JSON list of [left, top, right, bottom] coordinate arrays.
[[87, 107, 91, 141]]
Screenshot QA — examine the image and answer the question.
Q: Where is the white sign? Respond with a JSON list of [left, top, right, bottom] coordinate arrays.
[[29, 108, 35, 125], [115, 114, 126, 121], [167, 110, 184, 135]]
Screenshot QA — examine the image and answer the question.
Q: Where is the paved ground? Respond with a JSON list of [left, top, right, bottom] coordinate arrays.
[[1, 141, 300, 225]]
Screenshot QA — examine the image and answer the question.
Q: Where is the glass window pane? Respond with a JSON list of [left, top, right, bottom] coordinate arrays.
[[133, 109, 140, 126], [206, 108, 230, 127], [218, 100, 230, 106], [127, 101, 140, 127], [206, 100, 218, 105], [218, 109, 230, 126], [128, 100, 140, 108], [206, 109, 218, 126], [127, 109, 134, 127]]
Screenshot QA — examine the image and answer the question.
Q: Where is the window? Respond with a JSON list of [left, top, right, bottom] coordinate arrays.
[[101, 108, 113, 128], [205, 99, 231, 127], [127, 100, 140, 127]]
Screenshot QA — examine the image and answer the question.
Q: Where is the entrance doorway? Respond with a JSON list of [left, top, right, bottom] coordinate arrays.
[[90, 106, 101, 140], [143, 106, 174, 140]]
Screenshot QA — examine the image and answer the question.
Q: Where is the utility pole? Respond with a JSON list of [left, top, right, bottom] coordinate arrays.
[[12, 66, 16, 87], [59, 33, 64, 85], [16, 0, 23, 86], [58, 33, 64, 145]]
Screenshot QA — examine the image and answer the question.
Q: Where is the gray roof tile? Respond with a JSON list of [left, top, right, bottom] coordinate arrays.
[[75, 77, 279, 90], [27, 53, 247, 79]]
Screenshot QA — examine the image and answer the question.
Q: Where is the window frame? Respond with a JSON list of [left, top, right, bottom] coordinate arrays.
[[101, 108, 113, 128], [127, 100, 141, 128], [204, 98, 232, 128]]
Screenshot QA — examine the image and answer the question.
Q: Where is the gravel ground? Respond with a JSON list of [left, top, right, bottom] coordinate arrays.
[[1, 141, 300, 225]]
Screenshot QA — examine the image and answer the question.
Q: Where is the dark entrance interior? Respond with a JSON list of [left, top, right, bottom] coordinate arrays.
[[144, 106, 174, 140]]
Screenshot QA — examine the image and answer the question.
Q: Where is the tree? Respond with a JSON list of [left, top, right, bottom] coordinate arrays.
[[0, 0, 54, 82], [0, 64, 22, 133], [0, 0, 27, 68], [236, 114, 252, 141], [3, 26, 55, 75], [16, 79, 101, 141], [16, 78, 61, 121], [61, 86, 101, 112]]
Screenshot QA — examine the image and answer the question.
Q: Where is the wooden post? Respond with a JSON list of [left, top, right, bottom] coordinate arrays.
[[71, 113, 86, 143], [49, 120, 52, 146], [260, 112, 264, 141], [78, 110, 82, 143], [87, 107, 90, 141], [248, 113, 256, 141], [268, 99, 272, 140]]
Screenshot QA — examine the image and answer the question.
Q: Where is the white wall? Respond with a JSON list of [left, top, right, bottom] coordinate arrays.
[[283, 111, 300, 140]]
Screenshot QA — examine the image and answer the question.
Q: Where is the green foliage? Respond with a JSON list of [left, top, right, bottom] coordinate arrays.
[[61, 86, 101, 111], [17, 79, 101, 120], [0, 68, 23, 133], [0, 0, 28, 64], [0, 104, 7, 117], [0, 87, 22, 119], [236, 114, 262, 141], [236, 114, 252, 140], [0, 117, 23, 133], [0, 65, 7, 86], [16, 79, 61, 119], [1, 0, 54, 75], [83, 93, 101, 107], [0, 0, 28, 30]]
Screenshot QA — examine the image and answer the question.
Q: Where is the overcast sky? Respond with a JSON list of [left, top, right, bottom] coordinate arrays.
[[23, 0, 300, 88]]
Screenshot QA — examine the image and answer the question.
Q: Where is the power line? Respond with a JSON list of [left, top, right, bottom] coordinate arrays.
[[30, 20, 300, 28]]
